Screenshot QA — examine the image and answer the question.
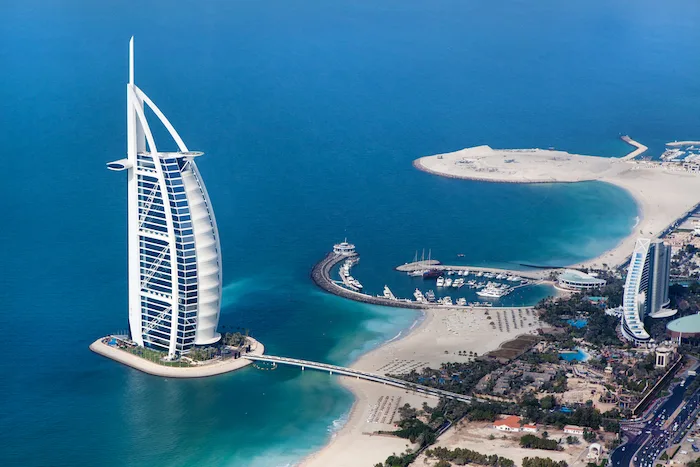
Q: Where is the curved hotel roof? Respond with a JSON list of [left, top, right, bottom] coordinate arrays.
[[667, 314, 700, 337], [558, 269, 606, 289]]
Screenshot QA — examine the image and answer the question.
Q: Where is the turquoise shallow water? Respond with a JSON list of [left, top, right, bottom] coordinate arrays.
[[2, 0, 700, 465]]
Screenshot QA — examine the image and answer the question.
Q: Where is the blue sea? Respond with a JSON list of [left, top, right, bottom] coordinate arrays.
[[2, 0, 700, 465]]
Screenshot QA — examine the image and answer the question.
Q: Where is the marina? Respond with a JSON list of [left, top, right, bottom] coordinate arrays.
[[311, 242, 545, 310]]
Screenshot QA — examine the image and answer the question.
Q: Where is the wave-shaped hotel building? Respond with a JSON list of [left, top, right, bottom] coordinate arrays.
[[621, 238, 675, 344], [107, 39, 222, 357]]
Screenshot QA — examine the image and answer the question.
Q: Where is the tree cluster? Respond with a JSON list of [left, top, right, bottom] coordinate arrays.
[[522, 457, 568, 467], [519, 434, 560, 451], [424, 446, 515, 467]]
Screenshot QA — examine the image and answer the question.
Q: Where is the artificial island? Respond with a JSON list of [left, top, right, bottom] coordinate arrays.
[[90, 39, 264, 377]]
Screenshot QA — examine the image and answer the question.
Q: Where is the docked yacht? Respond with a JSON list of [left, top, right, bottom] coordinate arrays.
[[452, 278, 465, 288], [436, 276, 445, 287], [441, 296, 453, 306], [425, 290, 436, 302], [413, 288, 426, 302], [444, 278, 453, 287], [456, 298, 467, 306], [382, 285, 396, 300], [477, 284, 509, 298]]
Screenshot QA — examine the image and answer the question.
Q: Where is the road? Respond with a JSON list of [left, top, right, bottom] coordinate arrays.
[[611, 374, 699, 467]]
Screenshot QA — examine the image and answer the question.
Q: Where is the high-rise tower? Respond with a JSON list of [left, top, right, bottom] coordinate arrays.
[[621, 238, 675, 344], [646, 240, 672, 318], [107, 38, 222, 356]]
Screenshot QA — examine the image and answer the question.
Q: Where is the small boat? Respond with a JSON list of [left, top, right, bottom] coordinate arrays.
[[444, 278, 453, 287], [452, 278, 465, 288], [456, 298, 467, 306], [457, 253, 465, 257], [442, 296, 453, 306], [425, 290, 436, 302], [436, 276, 445, 287]]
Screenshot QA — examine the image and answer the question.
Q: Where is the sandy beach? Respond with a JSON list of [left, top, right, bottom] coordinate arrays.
[[302, 307, 541, 467], [304, 143, 700, 466], [414, 144, 700, 270]]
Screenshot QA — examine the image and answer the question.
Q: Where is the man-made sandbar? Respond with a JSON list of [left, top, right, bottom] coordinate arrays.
[[415, 143, 700, 269], [90, 337, 264, 378]]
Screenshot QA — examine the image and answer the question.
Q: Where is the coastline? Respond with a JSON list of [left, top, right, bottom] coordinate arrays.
[[414, 145, 700, 270], [302, 141, 700, 466], [302, 304, 543, 466]]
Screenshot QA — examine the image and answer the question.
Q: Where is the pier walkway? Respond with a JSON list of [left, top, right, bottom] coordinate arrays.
[[245, 355, 474, 403], [395, 261, 552, 281]]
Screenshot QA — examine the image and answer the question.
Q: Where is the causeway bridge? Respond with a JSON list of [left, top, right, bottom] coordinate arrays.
[[245, 355, 474, 404]]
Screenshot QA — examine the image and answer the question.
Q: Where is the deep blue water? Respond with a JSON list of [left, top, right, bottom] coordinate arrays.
[[2, 0, 700, 466]]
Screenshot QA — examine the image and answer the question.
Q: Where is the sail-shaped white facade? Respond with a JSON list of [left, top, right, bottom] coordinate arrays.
[[621, 239, 652, 343], [108, 38, 222, 356], [620, 238, 674, 343]]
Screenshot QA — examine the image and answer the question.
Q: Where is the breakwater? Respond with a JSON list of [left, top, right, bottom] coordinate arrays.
[[395, 260, 550, 281], [311, 253, 428, 309]]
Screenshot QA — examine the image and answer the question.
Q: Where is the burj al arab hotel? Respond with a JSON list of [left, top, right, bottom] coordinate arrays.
[[107, 38, 222, 357]]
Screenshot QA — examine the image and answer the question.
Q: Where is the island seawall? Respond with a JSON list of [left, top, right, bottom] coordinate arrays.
[[89, 337, 264, 378]]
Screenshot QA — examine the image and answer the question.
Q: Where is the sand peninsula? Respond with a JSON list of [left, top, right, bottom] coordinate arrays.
[[414, 139, 700, 269]]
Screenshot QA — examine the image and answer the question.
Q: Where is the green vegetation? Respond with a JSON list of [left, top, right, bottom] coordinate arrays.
[[187, 346, 218, 361], [393, 359, 500, 395], [222, 332, 247, 347], [519, 434, 560, 451], [686, 458, 700, 467], [374, 400, 470, 467], [424, 447, 515, 467], [519, 393, 617, 431], [536, 293, 621, 348], [522, 457, 568, 467], [583, 428, 597, 442], [125, 345, 192, 367]]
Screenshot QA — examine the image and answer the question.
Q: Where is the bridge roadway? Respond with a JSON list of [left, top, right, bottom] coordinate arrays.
[[245, 355, 474, 404]]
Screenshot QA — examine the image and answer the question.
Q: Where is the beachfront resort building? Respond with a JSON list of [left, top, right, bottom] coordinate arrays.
[[563, 425, 585, 435], [557, 269, 606, 291], [493, 415, 537, 433], [107, 38, 222, 357], [621, 239, 675, 344]]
